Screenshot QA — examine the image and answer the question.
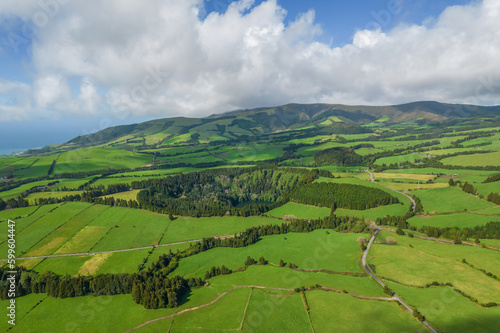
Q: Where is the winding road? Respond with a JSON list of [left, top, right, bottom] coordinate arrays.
[[365, 170, 416, 211], [363, 228, 438, 333]]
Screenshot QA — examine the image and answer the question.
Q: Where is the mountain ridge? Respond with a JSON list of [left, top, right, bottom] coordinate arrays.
[[53, 101, 499, 151]]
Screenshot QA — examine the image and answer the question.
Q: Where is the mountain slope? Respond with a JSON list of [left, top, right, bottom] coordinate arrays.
[[59, 101, 499, 150]]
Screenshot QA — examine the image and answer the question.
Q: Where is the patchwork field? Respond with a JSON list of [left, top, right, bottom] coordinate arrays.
[[1, 110, 500, 332], [413, 187, 494, 213], [408, 213, 500, 228], [370, 231, 500, 304], [171, 230, 368, 278]]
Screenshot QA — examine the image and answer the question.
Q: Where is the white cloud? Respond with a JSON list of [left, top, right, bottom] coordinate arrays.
[[0, 0, 499, 122]]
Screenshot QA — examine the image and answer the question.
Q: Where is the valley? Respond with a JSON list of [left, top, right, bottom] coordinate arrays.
[[1, 102, 499, 332]]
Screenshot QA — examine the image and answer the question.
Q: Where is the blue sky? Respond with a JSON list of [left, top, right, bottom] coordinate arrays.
[[0, 0, 498, 153], [205, 0, 470, 45]]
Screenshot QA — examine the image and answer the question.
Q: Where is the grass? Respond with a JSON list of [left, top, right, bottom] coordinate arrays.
[[307, 290, 424, 333], [55, 226, 111, 254], [373, 172, 436, 181], [11, 155, 56, 179], [161, 216, 283, 244], [473, 206, 500, 215], [208, 265, 384, 297], [475, 182, 500, 197], [54, 147, 152, 174], [9, 203, 91, 255], [91, 223, 168, 251], [100, 190, 140, 201], [95, 249, 151, 274], [374, 153, 423, 165], [241, 290, 311, 333], [29, 249, 152, 275], [0, 294, 178, 333], [0, 180, 56, 200], [408, 213, 500, 228], [171, 230, 367, 278], [441, 151, 500, 167], [26, 191, 84, 205], [267, 202, 331, 220], [371, 231, 500, 303], [413, 187, 494, 213], [384, 283, 500, 333], [379, 181, 448, 192], [0, 205, 60, 242], [0, 206, 38, 221], [0, 294, 47, 332], [30, 255, 91, 275], [173, 287, 250, 331], [89, 206, 171, 228], [78, 253, 113, 275], [23, 204, 108, 257]]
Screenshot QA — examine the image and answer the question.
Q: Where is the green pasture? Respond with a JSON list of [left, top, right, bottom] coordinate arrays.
[[0, 206, 38, 221], [160, 216, 283, 244], [54, 147, 152, 174], [408, 213, 500, 228], [267, 202, 331, 219], [1, 203, 90, 256], [441, 151, 500, 167], [307, 290, 424, 333], [241, 290, 311, 333], [171, 230, 367, 278], [384, 283, 500, 333], [371, 231, 500, 303], [413, 187, 494, 213], [26, 191, 84, 205], [24, 204, 109, 257], [208, 265, 384, 297]]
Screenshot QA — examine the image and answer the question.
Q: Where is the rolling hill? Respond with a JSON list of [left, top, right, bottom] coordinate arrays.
[[40, 101, 500, 152]]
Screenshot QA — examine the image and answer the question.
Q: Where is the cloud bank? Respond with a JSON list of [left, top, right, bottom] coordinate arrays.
[[0, 0, 499, 121]]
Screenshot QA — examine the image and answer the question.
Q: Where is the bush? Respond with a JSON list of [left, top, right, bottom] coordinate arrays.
[[386, 237, 397, 245], [357, 236, 368, 244], [282, 214, 298, 222]]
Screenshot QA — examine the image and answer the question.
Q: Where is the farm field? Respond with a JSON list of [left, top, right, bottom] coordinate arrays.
[[370, 231, 500, 304], [26, 191, 84, 204], [413, 187, 494, 213], [171, 230, 368, 278], [307, 290, 424, 332], [383, 283, 500, 333], [160, 216, 283, 244], [100, 190, 141, 201], [267, 202, 331, 219], [441, 151, 500, 167], [408, 213, 500, 228], [55, 147, 153, 173], [335, 204, 408, 221]]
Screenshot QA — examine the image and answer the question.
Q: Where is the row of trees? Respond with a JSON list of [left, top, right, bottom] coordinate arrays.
[[487, 193, 500, 205], [484, 173, 500, 183], [418, 222, 500, 240]]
